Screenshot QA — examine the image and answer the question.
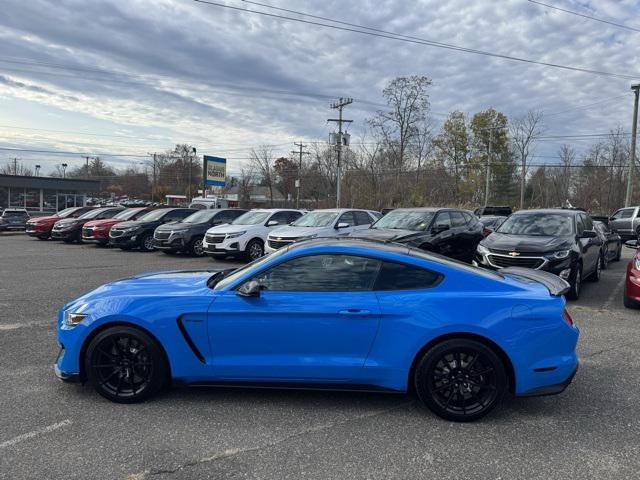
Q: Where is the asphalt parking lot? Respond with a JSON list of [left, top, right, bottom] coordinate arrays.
[[1, 233, 639, 480]]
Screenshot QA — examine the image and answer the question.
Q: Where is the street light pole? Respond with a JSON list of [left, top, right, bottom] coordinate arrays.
[[625, 84, 640, 207]]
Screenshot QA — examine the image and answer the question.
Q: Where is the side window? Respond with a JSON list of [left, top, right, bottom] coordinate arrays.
[[213, 211, 233, 224], [581, 214, 593, 230], [374, 262, 443, 290], [450, 211, 466, 227], [576, 215, 585, 234], [434, 212, 452, 228], [461, 212, 474, 224], [268, 211, 290, 225], [337, 211, 356, 226], [252, 254, 381, 292], [133, 210, 149, 220], [288, 211, 303, 223], [100, 209, 120, 219], [354, 211, 372, 226]]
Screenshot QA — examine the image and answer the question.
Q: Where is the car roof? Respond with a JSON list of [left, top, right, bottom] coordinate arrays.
[[512, 208, 580, 216]]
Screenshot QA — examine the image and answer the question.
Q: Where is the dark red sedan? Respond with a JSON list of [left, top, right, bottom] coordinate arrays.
[[624, 243, 640, 308], [82, 207, 155, 245], [25, 206, 95, 240]]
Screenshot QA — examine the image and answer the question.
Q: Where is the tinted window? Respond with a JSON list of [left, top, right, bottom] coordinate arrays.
[[2, 210, 28, 218], [461, 212, 474, 224], [97, 209, 122, 219], [166, 209, 194, 221], [338, 211, 356, 226], [183, 210, 219, 224], [576, 215, 585, 235], [212, 210, 236, 224], [374, 262, 442, 290], [581, 213, 593, 230], [434, 212, 452, 228], [354, 211, 372, 225], [269, 211, 292, 225], [450, 211, 466, 227], [253, 254, 381, 291], [288, 211, 303, 223], [612, 208, 635, 219], [372, 210, 435, 231]]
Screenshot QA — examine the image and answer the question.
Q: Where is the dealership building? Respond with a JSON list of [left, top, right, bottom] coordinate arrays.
[[0, 174, 100, 212]]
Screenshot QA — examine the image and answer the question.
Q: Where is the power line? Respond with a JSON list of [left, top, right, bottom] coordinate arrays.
[[527, 0, 640, 33], [545, 94, 629, 117], [193, 0, 640, 81]]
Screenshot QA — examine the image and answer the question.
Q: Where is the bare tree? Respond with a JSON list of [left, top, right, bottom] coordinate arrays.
[[249, 145, 275, 206], [510, 110, 544, 209]]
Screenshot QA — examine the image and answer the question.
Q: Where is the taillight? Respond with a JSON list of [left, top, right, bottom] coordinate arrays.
[[562, 308, 574, 326]]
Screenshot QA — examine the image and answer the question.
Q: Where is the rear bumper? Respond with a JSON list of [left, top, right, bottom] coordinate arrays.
[[517, 362, 578, 397]]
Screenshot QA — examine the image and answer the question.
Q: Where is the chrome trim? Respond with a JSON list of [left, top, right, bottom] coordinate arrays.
[[486, 252, 548, 270]]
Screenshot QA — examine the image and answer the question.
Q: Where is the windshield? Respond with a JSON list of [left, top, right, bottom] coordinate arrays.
[[79, 208, 109, 220], [232, 211, 270, 225], [372, 210, 435, 231], [497, 213, 575, 236], [137, 209, 169, 221], [57, 207, 79, 218], [2, 210, 27, 217], [293, 211, 338, 227], [183, 210, 218, 223], [114, 208, 144, 220]]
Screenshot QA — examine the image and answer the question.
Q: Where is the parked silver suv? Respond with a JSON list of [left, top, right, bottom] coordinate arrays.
[[609, 206, 640, 240]]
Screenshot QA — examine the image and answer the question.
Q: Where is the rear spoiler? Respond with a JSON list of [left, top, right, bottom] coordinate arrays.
[[501, 267, 570, 296]]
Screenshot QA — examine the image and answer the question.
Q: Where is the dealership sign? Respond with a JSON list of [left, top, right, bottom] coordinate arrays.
[[204, 155, 226, 186]]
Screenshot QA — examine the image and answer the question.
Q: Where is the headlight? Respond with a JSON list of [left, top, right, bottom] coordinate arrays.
[[226, 231, 246, 238], [64, 312, 88, 326], [477, 244, 490, 255], [549, 250, 571, 260]]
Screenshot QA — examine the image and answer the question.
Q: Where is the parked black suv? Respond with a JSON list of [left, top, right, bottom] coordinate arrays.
[[474, 205, 513, 217], [109, 208, 196, 251], [351, 208, 484, 263], [51, 207, 124, 243], [153, 208, 247, 256], [474, 208, 602, 300]]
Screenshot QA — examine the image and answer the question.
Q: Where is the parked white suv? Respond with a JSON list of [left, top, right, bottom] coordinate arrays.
[[202, 208, 304, 260], [265, 208, 381, 254]]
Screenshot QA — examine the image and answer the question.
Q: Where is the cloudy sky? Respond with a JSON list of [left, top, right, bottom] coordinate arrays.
[[0, 0, 638, 176]]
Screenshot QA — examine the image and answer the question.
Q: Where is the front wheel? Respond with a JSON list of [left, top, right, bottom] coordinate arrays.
[[139, 233, 155, 252], [85, 326, 168, 403], [566, 264, 582, 300], [188, 236, 205, 257], [414, 339, 507, 422], [245, 239, 264, 261]]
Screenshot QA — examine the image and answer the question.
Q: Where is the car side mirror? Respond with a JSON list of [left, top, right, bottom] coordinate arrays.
[[432, 224, 450, 234], [625, 240, 638, 249], [580, 230, 597, 239], [237, 280, 261, 297], [335, 222, 350, 229], [266, 220, 279, 227]]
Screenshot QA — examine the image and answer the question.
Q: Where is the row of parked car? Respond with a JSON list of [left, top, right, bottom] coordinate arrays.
[[8, 202, 639, 305]]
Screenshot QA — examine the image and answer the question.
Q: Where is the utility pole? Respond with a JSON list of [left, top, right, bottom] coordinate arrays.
[[61, 163, 68, 179], [13, 158, 18, 175], [625, 84, 640, 207], [35, 165, 40, 177], [484, 127, 494, 208], [328, 98, 353, 208], [291, 142, 309, 209], [85, 156, 90, 179], [151, 153, 157, 203]]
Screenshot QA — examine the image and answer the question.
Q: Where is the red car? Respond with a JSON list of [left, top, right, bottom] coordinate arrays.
[[624, 243, 640, 308], [25, 206, 95, 240], [82, 207, 155, 246]]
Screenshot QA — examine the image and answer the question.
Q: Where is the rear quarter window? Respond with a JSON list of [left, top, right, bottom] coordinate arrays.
[[374, 261, 443, 290]]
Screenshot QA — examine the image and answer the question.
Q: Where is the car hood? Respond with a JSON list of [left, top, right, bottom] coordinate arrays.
[[114, 219, 176, 229], [481, 233, 574, 253], [84, 218, 123, 228], [207, 223, 254, 234], [268, 225, 336, 238], [28, 215, 60, 224], [350, 228, 423, 242], [156, 222, 204, 232], [65, 270, 226, 307], [54, 218, 83, 227]]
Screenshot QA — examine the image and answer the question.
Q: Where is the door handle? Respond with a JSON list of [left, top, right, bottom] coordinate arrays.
[[338, 309, 372, 316]]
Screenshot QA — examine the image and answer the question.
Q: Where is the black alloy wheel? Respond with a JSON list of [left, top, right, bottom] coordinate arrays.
[[414, 339, 507, 422], [85, 326, 167, 403], [140, 233, 155, 252], [590, 255, 602, 282], [566, 264, 582, 300], [245, 239, 264, 261]]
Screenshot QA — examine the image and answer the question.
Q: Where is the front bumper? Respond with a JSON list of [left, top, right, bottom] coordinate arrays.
[[474, 252, 574, 278], [54, 345, 82, 383], [153, 234, 186, 251], [51, 228, 78, 240], [26, 226, 51, 236], [203, 236, 244, 255], [109, 232, 139, 247]]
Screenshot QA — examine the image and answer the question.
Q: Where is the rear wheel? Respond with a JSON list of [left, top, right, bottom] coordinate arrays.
[[85, 326, 167, 403], [414, 339, 507, 422], [590, 255, 602, 282], [566, 264, 582, 300], [600, 249, 609, 270], [245, 239, 264, 261], [615, 244, 622, 262]]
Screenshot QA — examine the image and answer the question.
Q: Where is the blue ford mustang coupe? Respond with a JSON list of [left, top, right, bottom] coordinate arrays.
[[55, 238, 579, 421]]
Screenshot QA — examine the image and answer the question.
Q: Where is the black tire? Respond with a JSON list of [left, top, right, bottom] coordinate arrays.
[[566, 264, 582, 300], [85, 326, 168, 403], [615, 244, 622, 262], [600, 250, 609, 270], [139, 233, 155, 252], [589, 254, 602, 282], [245, 238, 264, 261], [119, 246, 132, 251], [414, 339, 507, 422], [188, 236, 205, 257], [162, 250, 178, 255], [37, 235, 49, 240]]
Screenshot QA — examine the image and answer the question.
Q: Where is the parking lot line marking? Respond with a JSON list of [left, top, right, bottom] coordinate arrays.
[[603, 276, 626, 310], [0, 419, 72, 449], [0, 321, 51, 331]]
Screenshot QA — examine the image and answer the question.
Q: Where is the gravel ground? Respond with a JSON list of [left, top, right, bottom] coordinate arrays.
[[0, 232, 638, 480]]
